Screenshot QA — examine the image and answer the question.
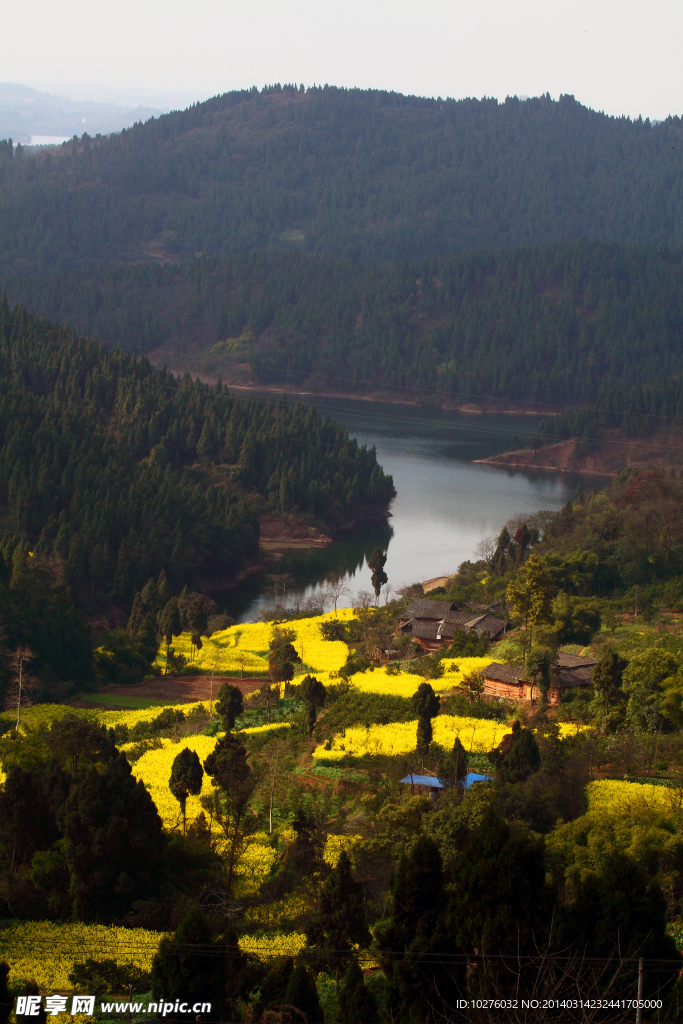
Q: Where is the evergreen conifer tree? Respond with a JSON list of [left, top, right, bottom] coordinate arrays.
[[203, 734, 249, 791], [379, 835, 461, 1022], [151, 907, 225, 1020], [412, 682, 440, 767], [299, 675, 326, 738], [58, 751, 166, 921], [446, 803, 546, 958], [496, 720, 541, 783], [169, 747, 204, 834], [368, 547, 388, 605], [591, 649, 628, 729], [306, 850, 370, 988], [338, 961, 379, 1024], [284, 964, 324, 1024], [214, 682, 244, 733], [441, 735, 468, 786], [269, 630, 298, 688]]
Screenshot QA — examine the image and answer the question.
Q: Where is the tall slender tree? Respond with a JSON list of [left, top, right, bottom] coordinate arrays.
[[306, 849, 370, 990], [169, 747, 204, 834]]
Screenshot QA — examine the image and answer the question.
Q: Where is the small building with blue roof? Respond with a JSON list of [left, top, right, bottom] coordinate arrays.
[[399, 772, 492, 798]]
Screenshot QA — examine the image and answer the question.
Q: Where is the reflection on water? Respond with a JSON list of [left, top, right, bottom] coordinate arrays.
[[221, 395, 608, 622]]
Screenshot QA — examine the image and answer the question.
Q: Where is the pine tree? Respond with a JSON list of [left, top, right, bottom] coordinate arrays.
[[269, 629, 298, 689], [367, 546, 388, 605], [284, 963, 324, 1024], [203, 733, 254, 890], [0, 765, 69, 867], [379, 835, 461, 1022], [58, 751, 166, 922], [446, 804, 548, 968], [157, 597, 181, 659], [591, 649, 628, 729], [203, 734, 249, 791], [338, 960, 379, 1024], [169, 747, 204, 834], [441, 735, 468, 785], [412, 682, 440, 767], [299, 675, 326, 738], [306, 850, 370, 988], [257, 957, 294, 1014], [151, 907, 225, 1020], [495, 720, 541, 783], [214, 682, 244, 732]]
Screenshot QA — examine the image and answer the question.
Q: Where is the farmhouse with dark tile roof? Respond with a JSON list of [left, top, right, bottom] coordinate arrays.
[[397, 598, 506, 650], [483, 651, 598, 706]]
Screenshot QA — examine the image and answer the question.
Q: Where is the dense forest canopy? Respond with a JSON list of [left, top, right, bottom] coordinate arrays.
[[0, 301, 394, 618], [1, 85, 682, 274], [534, 373, 683, 449], [5, 240, 683, 407]]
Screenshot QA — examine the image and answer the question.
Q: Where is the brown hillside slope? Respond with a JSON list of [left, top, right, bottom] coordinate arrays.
[[476, 427, 683, 477]]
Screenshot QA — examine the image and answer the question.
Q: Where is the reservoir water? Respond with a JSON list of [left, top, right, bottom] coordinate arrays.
[[225, 396, 606, 622]]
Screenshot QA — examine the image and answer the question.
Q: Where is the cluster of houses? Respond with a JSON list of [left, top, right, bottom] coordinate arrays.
[[397, 595, 597, 707]]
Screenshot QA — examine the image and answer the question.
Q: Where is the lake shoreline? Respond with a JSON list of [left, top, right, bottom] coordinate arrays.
[[477, 430, 683, 478], [156, 363, 557, 418]]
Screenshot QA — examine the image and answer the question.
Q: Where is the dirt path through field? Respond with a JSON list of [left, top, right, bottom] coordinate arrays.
[[71, 675, 264, 708]]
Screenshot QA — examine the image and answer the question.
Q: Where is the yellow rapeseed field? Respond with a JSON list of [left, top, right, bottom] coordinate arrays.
[[132, 734, 218, 831], [239, 932, 307, 960], [130, 727, 289, 832], [98, 701, 211, 730], [0, 921, 309, 989], [313, 714, 512, 761], [0, 922, 161, 990], [153, 610, 354, 677], [245, 892, 312, 930], [587, 779, 683, 815], [313, 716, 589, 762], [344, 657, 493, 697], [234, 834, 279, 897]]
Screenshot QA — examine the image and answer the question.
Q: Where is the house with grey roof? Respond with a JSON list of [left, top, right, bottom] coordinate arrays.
[[397, 599, 506, 651]]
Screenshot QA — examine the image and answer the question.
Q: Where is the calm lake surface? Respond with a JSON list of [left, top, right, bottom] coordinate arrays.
[[225, 396, 606, 622]]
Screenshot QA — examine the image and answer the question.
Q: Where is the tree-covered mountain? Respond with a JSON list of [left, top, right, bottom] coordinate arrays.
[[0, 301, 394, 618], [1, 85, 682, 274], [5, 240, 683, 407], [536, 375, 683, 444]]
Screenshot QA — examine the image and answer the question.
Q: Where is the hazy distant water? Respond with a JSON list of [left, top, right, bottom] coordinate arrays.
[[223, 396, 606, 622]]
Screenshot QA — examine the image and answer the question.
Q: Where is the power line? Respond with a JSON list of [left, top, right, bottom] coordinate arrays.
[[4, 937, 683, 966]]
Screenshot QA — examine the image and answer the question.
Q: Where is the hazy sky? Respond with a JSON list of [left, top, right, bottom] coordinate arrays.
[[6, 0, 682, 120]]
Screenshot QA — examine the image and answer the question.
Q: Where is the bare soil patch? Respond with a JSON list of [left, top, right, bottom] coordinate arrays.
[[71, 675, 263, 709], [476, 428, 683, 477]]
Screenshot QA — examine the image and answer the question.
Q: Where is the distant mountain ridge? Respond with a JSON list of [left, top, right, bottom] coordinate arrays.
[[0, 82, 161, 145], [1, 84, 682, 275]]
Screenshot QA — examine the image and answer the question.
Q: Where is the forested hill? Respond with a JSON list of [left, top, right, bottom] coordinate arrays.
[[0, 301, 394, 614], [535, 374, 683, 446], [1, 85, 682, 273], [5, 241, 683, 407]]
